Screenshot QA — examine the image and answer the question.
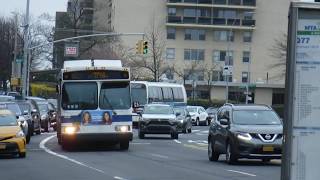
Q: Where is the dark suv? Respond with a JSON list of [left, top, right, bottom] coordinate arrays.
[[208, 104, 283, 164]]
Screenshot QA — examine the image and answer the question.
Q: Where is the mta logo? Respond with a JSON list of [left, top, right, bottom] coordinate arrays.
[[305, 25, 318, 31]]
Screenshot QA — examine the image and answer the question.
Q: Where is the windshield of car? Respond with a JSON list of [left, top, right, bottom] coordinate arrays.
[[18, 104, 31, 114], [187, 107, 197, 113], [206, 108, 217, 114], [62, 82, 98, 110], [144, 106, 174, 115], [174, 108, 185, 116], [233, 110, 282, 125], [6, 103, 22, 116], [0, 114, 17, 126], [99, 82, 131, 110], [38, 104, 48, 112]]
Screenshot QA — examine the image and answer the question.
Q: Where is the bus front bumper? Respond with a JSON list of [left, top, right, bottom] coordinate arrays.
[[61, 132, 133, 143]]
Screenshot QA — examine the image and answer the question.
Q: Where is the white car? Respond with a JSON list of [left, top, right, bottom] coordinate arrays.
[[187, 106, 209, 126]]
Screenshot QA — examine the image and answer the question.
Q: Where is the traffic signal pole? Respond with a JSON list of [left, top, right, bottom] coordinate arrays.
[[21, 0, 30, 99]]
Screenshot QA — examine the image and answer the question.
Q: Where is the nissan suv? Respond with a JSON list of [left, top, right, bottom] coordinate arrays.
[[208, 104, 283, 164]]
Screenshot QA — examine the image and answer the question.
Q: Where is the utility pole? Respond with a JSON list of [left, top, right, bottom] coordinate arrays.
[[22, 0, 30, 99], [245, 40, 252, 104], [12, 13, 18, 80]]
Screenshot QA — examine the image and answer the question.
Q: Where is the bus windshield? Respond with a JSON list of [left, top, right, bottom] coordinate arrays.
[[131, 84, 147, 105], [99, 82, 131, 110], [62, 82, 98, 110]]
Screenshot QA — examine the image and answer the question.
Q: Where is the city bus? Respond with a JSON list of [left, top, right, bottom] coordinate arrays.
[[131, 81, 187, 126], [56, 60, 132, 150]]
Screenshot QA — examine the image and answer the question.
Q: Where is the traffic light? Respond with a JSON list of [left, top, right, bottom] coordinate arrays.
[[143, 41, 148, 54], [135, 40, 143, 54]]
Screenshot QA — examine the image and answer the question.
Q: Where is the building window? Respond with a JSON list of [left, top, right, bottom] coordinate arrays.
[[185, 29, 206, 40], [243, 51, 250, 63], [184, 49, 205, 61], [212, 71, 224, 81], [167, 28, 176, 39], [184, 9, 197, 17], [185, 70, 204, 81], [242, 72, 249, 83], [166, 48, 175, 60], [168, 8, 176, 16], [214, 10, 237, 19], [213, 31, 234, 41], [243, 31, 252, 42], [212, 50, 233, 65]]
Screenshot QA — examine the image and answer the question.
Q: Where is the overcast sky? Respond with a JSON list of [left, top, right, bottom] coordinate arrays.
[[0, 0, 68, 18]]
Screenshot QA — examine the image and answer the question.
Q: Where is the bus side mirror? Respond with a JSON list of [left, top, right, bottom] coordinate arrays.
[[56, 85, 60, 94]]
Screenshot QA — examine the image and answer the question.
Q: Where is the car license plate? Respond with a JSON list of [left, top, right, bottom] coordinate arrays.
[[0, 144, 6, 150], [263, 146, 274, 152]]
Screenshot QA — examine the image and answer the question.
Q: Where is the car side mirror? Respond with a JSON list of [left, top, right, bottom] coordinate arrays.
[[175, 112, 181, 117], [132, 101, 140, 108], [16, 116, 19, 119], [220, 119, 229, 126], [187, 114, 191, 118]]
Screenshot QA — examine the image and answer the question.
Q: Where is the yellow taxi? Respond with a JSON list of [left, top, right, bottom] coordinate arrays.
[[0, 109, 26, 158]]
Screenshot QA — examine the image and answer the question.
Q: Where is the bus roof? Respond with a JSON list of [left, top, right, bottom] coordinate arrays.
[[63, 60, 122, 69], [131, 81, 184, 87]]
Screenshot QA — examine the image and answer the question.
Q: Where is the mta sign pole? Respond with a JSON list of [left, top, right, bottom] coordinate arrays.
[[283, 2, 320, 180]]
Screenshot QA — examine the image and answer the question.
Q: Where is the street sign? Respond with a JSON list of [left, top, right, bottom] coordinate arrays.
[[283, 2, 320, 180], [64, 42, 79, 57], [223, 66, 233, 76]]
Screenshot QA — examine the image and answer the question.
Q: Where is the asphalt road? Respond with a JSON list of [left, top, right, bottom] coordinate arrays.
[[0, 126, 281, 180]]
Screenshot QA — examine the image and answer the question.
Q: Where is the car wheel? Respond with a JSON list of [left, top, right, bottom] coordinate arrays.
[[19, 152, 26, 158], [138, 131, 145, 139], [188, 128, 192, 133], [119, 141, 129, 150], [182, 128, 187, 134], [196, 118, 200, 126], [226, 142, 237, 164], [171, 132, 178, 139], [208, 138, 219, 161], [44, 120, 50, 132]]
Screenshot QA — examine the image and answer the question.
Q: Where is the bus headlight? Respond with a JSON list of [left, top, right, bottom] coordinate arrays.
[[64, 126, 77, 135], [115, 125, 130, 132]]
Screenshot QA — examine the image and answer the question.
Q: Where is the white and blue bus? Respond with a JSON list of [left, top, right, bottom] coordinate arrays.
[[57, 60, 132, 150], [130, 81, 187, 126]]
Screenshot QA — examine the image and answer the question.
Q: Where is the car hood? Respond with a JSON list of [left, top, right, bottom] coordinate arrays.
[[189, 112, 197, 116], [231, 124, 283, 134], [0, 126, 20, 139], [142, 114, 176, 120]]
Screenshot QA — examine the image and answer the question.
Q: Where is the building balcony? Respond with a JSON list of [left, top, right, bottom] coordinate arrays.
[[167, 16, 255, 29], [167, 0, 256, 9]]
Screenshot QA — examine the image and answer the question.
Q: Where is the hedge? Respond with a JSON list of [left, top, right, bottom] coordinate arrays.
[[30, 83, 56, 99]]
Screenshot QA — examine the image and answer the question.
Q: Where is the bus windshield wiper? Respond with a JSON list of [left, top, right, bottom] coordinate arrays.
[[102, 95, 117, 115]]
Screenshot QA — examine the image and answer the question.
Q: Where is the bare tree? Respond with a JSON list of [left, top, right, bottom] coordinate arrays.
[[269, 33, 287, 77], [172, 61, 199, 86], [0, 16, 15, 90], [125, 17, 166, 82]]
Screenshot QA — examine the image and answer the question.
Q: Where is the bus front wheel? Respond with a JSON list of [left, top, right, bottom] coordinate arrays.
[[120, 141, 129, 150]]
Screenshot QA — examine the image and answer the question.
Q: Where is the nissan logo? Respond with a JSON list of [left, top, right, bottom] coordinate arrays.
[[265, 134, 272, 140]]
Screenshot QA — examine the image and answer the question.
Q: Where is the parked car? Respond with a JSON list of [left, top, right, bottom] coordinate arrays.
[[187, 106, 209, 126], [138, 104, 179, 139], [0, 95, 15, 102], [208, 103, 283, 164], [47, 99, 57, 109], [16, 100, 41, 135], [174, 106, 192, 133], [206, 107, 218, 123], [0, 102, 30, 143], [0, 109, 27, 158], [48, 102, 57, 131]]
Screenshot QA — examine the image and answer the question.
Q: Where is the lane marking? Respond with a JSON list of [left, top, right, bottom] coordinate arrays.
[[192, 130, 200, 132], [39, 135, 105, 174], [150, 153, 169, 159], [173, 139, 181, 144], [183, 144, 207, 151], [226, 169, 257, 177], [114, 176, 128, 180]]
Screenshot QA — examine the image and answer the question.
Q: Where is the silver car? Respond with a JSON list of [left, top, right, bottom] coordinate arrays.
[[138, 104, 179, 139]]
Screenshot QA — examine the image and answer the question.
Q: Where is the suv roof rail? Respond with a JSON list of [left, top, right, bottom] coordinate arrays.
[[223, 103, 234, 107]]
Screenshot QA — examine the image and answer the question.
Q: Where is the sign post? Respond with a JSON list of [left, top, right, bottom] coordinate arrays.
[[284, 2, 320, 180]]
